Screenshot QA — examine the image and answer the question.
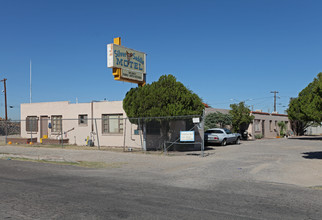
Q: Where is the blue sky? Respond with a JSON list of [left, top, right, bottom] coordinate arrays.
[[1, 0, 321, 120]]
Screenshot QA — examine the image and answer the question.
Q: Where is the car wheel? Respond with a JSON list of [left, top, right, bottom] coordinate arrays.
[[235, 137, 240, 145], [221, 139, 227, 146]]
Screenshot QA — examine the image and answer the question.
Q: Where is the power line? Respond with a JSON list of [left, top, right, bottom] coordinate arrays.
[[206, 96, 273, 106]]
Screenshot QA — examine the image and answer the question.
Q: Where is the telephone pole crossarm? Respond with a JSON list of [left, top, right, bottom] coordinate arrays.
[[270, 91, 279, 113]]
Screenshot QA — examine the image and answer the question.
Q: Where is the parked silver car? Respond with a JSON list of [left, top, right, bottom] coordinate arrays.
[[205, 128, 241, 146]]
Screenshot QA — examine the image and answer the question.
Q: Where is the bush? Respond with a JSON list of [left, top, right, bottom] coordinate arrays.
[[278, 121, 286, 137], [255, 134, 263, 139]]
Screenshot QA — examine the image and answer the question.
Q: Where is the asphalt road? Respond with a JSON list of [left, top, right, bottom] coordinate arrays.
[[1, 138, 322, 219], [1, 157, 322, 220]]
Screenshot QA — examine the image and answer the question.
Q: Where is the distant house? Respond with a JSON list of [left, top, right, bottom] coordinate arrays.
[[204, 108, 232, 130], [205, 108, 230, 115], [205, 108, 291, 138], [305, 123, 322, 136], [247, 111, 291, 139]]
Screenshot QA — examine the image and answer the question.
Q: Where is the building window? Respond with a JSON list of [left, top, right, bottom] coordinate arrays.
[[269, 120, 272, 132], [26, 116, 38, 132], [102, 114, 123, 134], [254, 119, 260, 132], [78, 114, 88, 126], [51, 115, 62, 132]]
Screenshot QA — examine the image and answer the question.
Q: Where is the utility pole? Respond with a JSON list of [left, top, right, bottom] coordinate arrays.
[[270, 91, 279, 113], [1, 79, 7, 120]]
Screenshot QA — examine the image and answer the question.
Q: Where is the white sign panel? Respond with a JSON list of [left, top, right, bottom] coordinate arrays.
[[180, 131, 195, 142], [107, 44, 146, 82], [122, 69, 144, 81], [192, 117, 200, 123]]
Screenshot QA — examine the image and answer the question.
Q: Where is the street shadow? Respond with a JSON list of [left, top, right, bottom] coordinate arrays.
[[291, 136, 322, 140], [302, 151, 322, 159], [205, 143, 243, 147]]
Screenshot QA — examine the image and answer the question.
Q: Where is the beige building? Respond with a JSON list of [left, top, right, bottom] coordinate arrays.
[[21, 101, 141, 148], [247, 111, 291, 139], [21, 102, 290, 149], [205, 108, 291, 139], [20, 101, 202, 150]]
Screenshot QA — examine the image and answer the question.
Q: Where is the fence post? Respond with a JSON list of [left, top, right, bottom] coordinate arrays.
[[142, 118, 147, 151], [5, 120, 8, 144], [30, 118, 32, 144], [201, 109, 205, 157], [123, 118, 126, 152], [138, 118, 143, 151], [61, 118, 63, 148], [95, 119, 100, 150]]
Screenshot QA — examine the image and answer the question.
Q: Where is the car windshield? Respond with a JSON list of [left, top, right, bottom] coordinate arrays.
[[224, 128, 232, 134], [205, 130, 223, 134]]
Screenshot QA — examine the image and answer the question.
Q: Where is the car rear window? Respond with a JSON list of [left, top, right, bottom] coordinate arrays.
[[205, 130, 223, 134]]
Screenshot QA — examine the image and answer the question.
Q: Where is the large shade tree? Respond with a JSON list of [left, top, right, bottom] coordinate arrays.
[[123, 74, 204, 148], [297, 72, 322, 123], [287, 97, 310, 135], [123, 74, 204, 118], [229, 102, 254, 133], [287, 73, 322, 135]]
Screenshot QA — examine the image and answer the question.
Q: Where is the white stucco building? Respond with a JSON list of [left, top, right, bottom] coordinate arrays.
[[20, 101, 141, 148]]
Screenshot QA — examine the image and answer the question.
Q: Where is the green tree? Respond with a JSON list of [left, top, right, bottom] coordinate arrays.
[[123, 74, 204, 118], [123, 74, 204, 148], [286, 73, 322, 135], [205, 111, 232, 130], [287, 97, 309, 135], [297, 72, 322, 123], [229, 102, 254, 133]]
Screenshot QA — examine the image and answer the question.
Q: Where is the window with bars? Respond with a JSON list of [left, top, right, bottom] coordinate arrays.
[[51, 115, 62, 132], [78, 114, 88, 126], [26, 116, 38, 132], [102, 114, 123, 134]]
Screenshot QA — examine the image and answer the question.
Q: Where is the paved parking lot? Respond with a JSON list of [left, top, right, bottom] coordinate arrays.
[[202, 138, 322, 188], [1, 138, 322, 189]]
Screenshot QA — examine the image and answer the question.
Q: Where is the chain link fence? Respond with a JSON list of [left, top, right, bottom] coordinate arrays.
[[0, 115, 205, 155]]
